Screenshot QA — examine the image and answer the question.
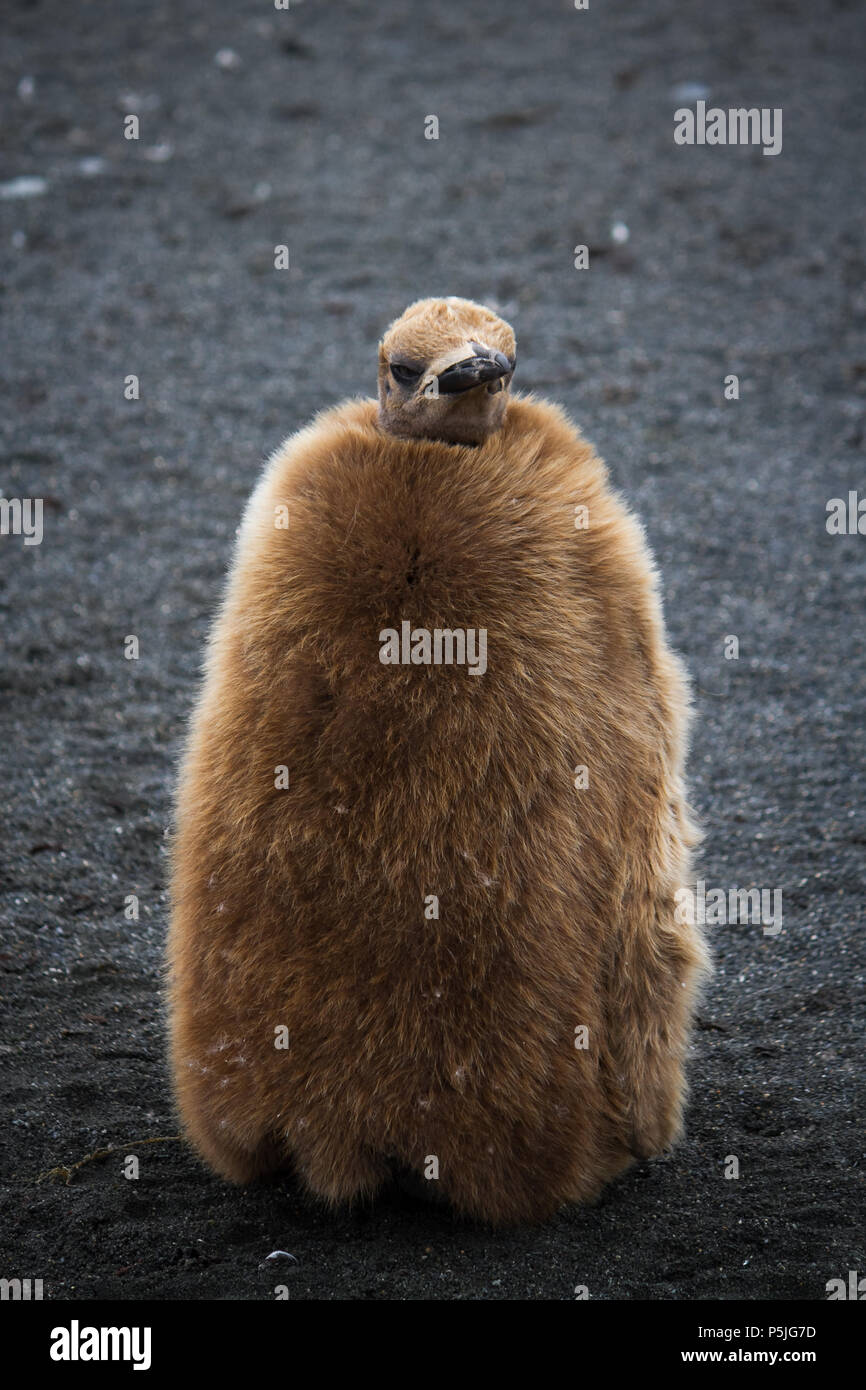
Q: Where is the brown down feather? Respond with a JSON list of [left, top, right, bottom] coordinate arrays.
[[167, 300, 710, 1226]]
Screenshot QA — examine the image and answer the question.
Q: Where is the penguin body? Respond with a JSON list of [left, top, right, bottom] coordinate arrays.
[[168, 299, 709, 1225]]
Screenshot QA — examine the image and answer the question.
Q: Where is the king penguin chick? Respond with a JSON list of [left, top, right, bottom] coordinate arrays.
[[167, 295, 710, 1226]]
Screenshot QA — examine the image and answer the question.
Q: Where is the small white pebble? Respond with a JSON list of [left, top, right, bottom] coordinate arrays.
[[0, 176, 48, 200], [670, 81, 710, 102], [119, 90, 161, 113]]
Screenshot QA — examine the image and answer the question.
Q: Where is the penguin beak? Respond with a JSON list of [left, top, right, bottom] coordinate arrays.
[[436, 349, 512, 395]]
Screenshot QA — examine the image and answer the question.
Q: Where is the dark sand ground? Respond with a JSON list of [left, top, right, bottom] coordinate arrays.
[[1, 0, 864, 1300]]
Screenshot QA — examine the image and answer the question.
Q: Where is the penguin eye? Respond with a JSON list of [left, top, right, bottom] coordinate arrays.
[[390, 362, 422, 385]]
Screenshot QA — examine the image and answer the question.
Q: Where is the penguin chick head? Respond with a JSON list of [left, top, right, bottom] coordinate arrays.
[[377, 297, 516, 446]]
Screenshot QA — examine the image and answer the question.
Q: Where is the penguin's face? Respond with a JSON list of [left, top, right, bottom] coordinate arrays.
[[377, 297, 516, 446]]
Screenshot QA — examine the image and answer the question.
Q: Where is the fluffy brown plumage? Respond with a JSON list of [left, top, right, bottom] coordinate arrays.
[[167, 296, 710, 1226]]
